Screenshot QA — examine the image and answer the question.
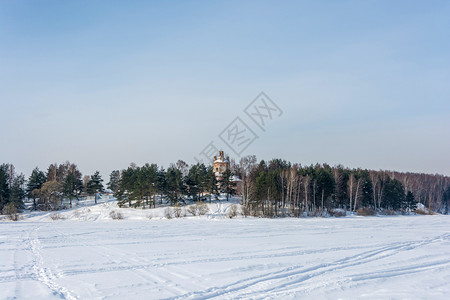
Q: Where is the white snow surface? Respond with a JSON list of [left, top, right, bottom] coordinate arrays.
[[1, 200, 450, 299]]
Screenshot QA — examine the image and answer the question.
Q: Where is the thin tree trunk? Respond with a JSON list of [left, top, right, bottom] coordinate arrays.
[[321, 189, 324, 210], [354, 179, 361, 211]]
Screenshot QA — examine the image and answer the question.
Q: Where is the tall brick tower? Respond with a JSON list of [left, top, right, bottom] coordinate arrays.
[[213, 151, 230, 180]]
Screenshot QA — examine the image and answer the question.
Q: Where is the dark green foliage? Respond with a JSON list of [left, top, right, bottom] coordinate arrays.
[[382, 178, 405, 210], [220, 169, 236, 201], [313, 167, 335, 209], [62, 165, 83, 208], [116, 163, 172, 208], [156, 167, 168, 204], [403, 191, 417, 211], [10, 174, 26, 209], [139, 163, 158, 208], [0, 164, 25, 211], [2, 154, 448, 216], [27, 167, 46, 210], [205, 165, 219, 202], [334, 167, 349, 208], [443, 186, 450, 215], [27, 167, 46, 194], [268, 159, 290, 170], [0, 164, 10, 211], [165, 166, 184, 205], [244, 159, 440, 216], [107, 170, 120, 193], [185, 163, 207, 201], [359, 170, 374, 209], [87, 171, 105, 204], [115, 165, 134, 207], [252, 161, 281, 217], [254, 168, 267, 203]]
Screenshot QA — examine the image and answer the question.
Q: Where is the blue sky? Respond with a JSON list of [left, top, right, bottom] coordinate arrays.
[[1, 0, 449, 178]]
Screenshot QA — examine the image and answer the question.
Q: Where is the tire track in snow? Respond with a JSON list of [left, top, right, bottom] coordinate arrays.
[[167, 233, 450, 299], [28, 225, 78, 300], [56, 244, 368, 277], [47, 225, 205, 298], [232, 233, 450, 299]]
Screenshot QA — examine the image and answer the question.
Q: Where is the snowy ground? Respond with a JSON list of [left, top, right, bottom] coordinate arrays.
[[1, 202, 449, 299]]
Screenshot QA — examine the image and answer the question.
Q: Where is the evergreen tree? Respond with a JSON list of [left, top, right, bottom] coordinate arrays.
[[166, 166, 183, 205], [220, 169, 235, 201], [314, 168, 335, 210], [0, 164, 25, 211], [205, 165, 219, 202], [0, 164, 10, 211], [186, 163, 207, 201], [63, 165, 83, 208], [156, 167, 167, 205], [27, 167, 46, 210], [9, 174, 26, 209], [442, 186, 450, 215], [359, 170, 374, 209], [137, 163, 158, 208], [87, 171, 105, 204], [107, 170, 120, 193], [334, 167, 349, 209], [116, 165, 137, 207], [404, 191, 417, 212], [266, 169, 280, 215], [254, 168, 267, 212], [382, 178, 405, 210]]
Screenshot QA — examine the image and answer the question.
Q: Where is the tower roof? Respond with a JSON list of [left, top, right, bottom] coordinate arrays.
[[214, 150, 229, 163]]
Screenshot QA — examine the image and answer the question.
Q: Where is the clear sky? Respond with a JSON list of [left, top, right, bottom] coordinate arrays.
[[1, 0, 449, 179]]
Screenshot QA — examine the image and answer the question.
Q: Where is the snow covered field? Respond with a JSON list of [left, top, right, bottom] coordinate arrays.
[[1, 204, 449, 299]]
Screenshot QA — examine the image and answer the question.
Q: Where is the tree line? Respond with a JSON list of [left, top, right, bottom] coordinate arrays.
[[234, 156, 450, 217], [111, 160, 235, 208], [0, 162, 104, 212], [0, 160, 236, 213], [1, 156, 449, 217]]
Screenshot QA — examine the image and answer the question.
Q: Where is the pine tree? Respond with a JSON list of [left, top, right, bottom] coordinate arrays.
[[358, 171, 374, 209], [382, 178, 405, 210], [63, 165, 83, 208], [87, 171, 105, 204], [166, 166, 184, 205], [206, 165, 219, 203], [9, 174, 26, 209], [186, 163, 207, 201], [0, 164, 25, 211], [115, 166, 136, 207], [404, 191, 417, 212], [333, 167, 349, 209], [220, 169, 236, 201], [314, 168, 336, 210], [156, 168, 167, 205], [442, 186, 450, 215], [137, 164, 158, 208], [0, 164, 10, 211], [107, 170, 120, 193], [27, 167, 47, 210]]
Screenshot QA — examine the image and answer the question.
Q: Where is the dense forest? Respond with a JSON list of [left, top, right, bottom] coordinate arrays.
[[1, 156, 449, 218], [233, 156, 450, 216]]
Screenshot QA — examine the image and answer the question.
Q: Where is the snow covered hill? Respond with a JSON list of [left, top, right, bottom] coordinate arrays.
[[1, 199, 449, 299], [15, 197, 242, 222]]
